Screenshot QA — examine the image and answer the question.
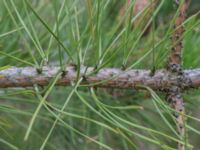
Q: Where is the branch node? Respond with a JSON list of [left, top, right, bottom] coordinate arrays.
[[36, 68, 42, 74]]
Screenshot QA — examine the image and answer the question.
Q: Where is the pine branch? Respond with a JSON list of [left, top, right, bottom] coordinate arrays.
[[0, 66, 199, 90], [166, 1, 190, 150]]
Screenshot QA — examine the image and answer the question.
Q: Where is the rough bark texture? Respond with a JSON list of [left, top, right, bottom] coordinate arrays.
[[166, 1, 190, 150], [0, 66, 199, 90], [167, 0, 190, 72]]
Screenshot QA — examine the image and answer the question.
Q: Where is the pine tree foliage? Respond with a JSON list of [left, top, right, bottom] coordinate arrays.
[[0, 0, 200, 150]]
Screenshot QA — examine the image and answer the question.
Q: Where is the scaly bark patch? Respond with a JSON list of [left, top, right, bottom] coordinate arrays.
[[166, 1, 190, 150]]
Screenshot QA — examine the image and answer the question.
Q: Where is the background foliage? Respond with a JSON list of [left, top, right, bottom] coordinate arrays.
[[0, 0, 200, 149]]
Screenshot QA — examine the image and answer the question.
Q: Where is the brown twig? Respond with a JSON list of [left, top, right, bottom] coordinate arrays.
[[167, 1, 190, 150]]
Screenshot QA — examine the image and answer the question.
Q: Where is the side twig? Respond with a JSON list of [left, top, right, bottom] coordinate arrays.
[[167, 1, 190, 150]]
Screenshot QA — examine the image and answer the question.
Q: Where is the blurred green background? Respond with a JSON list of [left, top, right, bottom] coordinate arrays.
[[0, 0, 200, 150]]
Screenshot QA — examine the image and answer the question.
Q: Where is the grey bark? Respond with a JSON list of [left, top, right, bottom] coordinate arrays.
[[0, 66, 199, 90]]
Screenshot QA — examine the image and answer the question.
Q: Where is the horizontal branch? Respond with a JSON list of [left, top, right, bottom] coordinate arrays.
[[0, 66, 199, 90]]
